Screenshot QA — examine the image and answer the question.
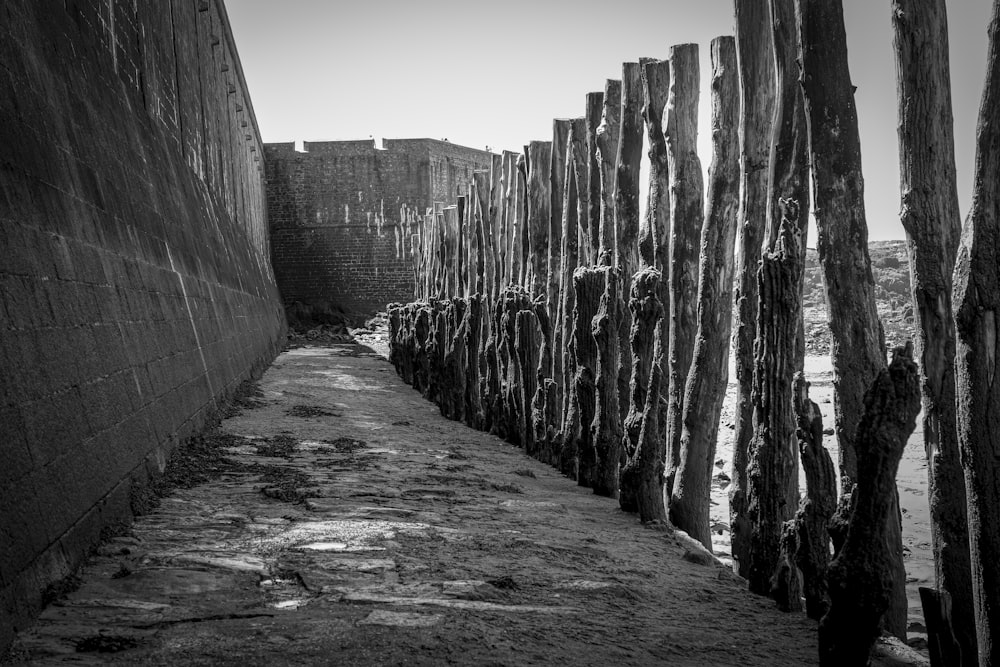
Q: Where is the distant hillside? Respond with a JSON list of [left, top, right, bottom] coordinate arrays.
[[802, 240, 915, 354]]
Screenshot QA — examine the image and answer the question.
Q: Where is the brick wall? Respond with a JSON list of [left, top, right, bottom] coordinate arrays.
[[265, 139, 493, 315], [0, 0, 285, 648]]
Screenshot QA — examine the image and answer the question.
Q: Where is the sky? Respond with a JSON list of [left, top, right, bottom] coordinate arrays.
[[226, 0, 993, 241]]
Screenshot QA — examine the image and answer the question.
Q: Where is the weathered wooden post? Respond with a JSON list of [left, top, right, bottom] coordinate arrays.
[[788, 373, 837, 620], [515, 153, 529, 288], [795, 0, 907, 638], [619, 266, 666, 519], [558, 118, 587, 473], [640, 58, 671, 273], [663, 43, 704, 497], [953, 2, 1000, 663], [615, 62, 645, 279], [550, 120, 572, 431], [614, 62, 644, 425], [730, 0, 776, 581], [526, 141, 553, 298], [818, 345, 920, 666], [891, 1, 974, 663], [745, 201, 806, 602], [670, 36, 739, 550], [595, 80, 622, 263], [569, 268, 603, 485], [584, 92, 605, 266], [590, 265, 623, 497]]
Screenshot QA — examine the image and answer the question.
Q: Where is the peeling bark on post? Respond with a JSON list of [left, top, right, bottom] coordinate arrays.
[[745, 203, 805, 601], [620, 267, 665, 517], [731, 0, 776, 581], [584, 92, 605, 266], [595, 80, 621, 263], [590, 266, 623, 497], [670, 36, 739, 550], [663, 43, 704, 498], [795, 0, 906, 638], [953, 3, 1000, 663], [818, 345, 920, 667], [526, 140, 553, 298], [531, 296, 557, 463], [891, 1, 974, 663], [569, 268, 603, 485]]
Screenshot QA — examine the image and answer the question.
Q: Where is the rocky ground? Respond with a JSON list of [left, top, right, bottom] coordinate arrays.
[[803, 240, 915, 354]]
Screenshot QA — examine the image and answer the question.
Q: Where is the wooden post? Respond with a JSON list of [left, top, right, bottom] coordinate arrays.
[[640, 57, 671, 273], [590, 265, 623, 497], [515, 153, 529, 288], [615, 62, 645, 282], [619, 267, 666, 520], [764, 0, 812, 542], [489, 153, 504, 298], [795, 0, 907, 638], [569, 268, 603, 485], [558, 118, 587, 459], [550, 119, 572, 429], [457, 195, 467, 297], [953, 2, 1000, 663], [663, 43, 704, 498], [669, 36, 739, 550], [615, 62, 644, 426], [500, 151, 517, 287], [595, 80, 621, 263], [526, 140, 553, 298], [891, 1, 974, 662], [790, 373, 837, 620], [584, 92, 605, 266], [745, 201, 806, 599], [730, 0, 776, 581], [818, 345, 920, 666]]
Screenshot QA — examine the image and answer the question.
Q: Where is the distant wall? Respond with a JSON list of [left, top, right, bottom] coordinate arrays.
[[0, 0, 285, 648], [265, 139, 493, 315]]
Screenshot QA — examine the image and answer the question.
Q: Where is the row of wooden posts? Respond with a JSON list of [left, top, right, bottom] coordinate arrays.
[[388, 1, 1000, 665]]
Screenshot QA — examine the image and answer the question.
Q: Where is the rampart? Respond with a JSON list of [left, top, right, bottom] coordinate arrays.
[[265, 138, 493, 315], [0, 0, 285, 647]]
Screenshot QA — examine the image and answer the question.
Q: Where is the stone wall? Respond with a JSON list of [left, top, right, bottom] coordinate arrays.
[[0, 0, 285, 648], [265, 138, 493, 315]]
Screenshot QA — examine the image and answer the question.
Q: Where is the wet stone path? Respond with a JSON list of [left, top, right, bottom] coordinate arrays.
[[10, 344, 818, 666]]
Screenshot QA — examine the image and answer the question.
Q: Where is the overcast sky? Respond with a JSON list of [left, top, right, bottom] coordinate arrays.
[[226, 1, 993, 241]]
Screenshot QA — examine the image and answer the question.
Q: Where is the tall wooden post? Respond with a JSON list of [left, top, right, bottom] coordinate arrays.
[[550, 119, 573, 440], [526, 140, 553, 299], [663, 43, 704, 498], [891, 1, 974, 663], [595, 80, 622, 263], [515, 153, 529, 288], [730, 0, 777, 581], [584, 92, 605, 266], [489, 153, 504, 299], [669, 36, 739, 550], [795, 0, 906, 639], [559, 118, 587, 460], [953, 2, 1000, 664]]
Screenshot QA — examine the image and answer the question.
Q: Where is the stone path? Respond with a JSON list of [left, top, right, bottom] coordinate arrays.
[[9, 344, 819, 666]]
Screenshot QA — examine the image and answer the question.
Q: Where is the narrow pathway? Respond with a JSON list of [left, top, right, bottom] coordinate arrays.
[[11, 344, 818, 666]]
